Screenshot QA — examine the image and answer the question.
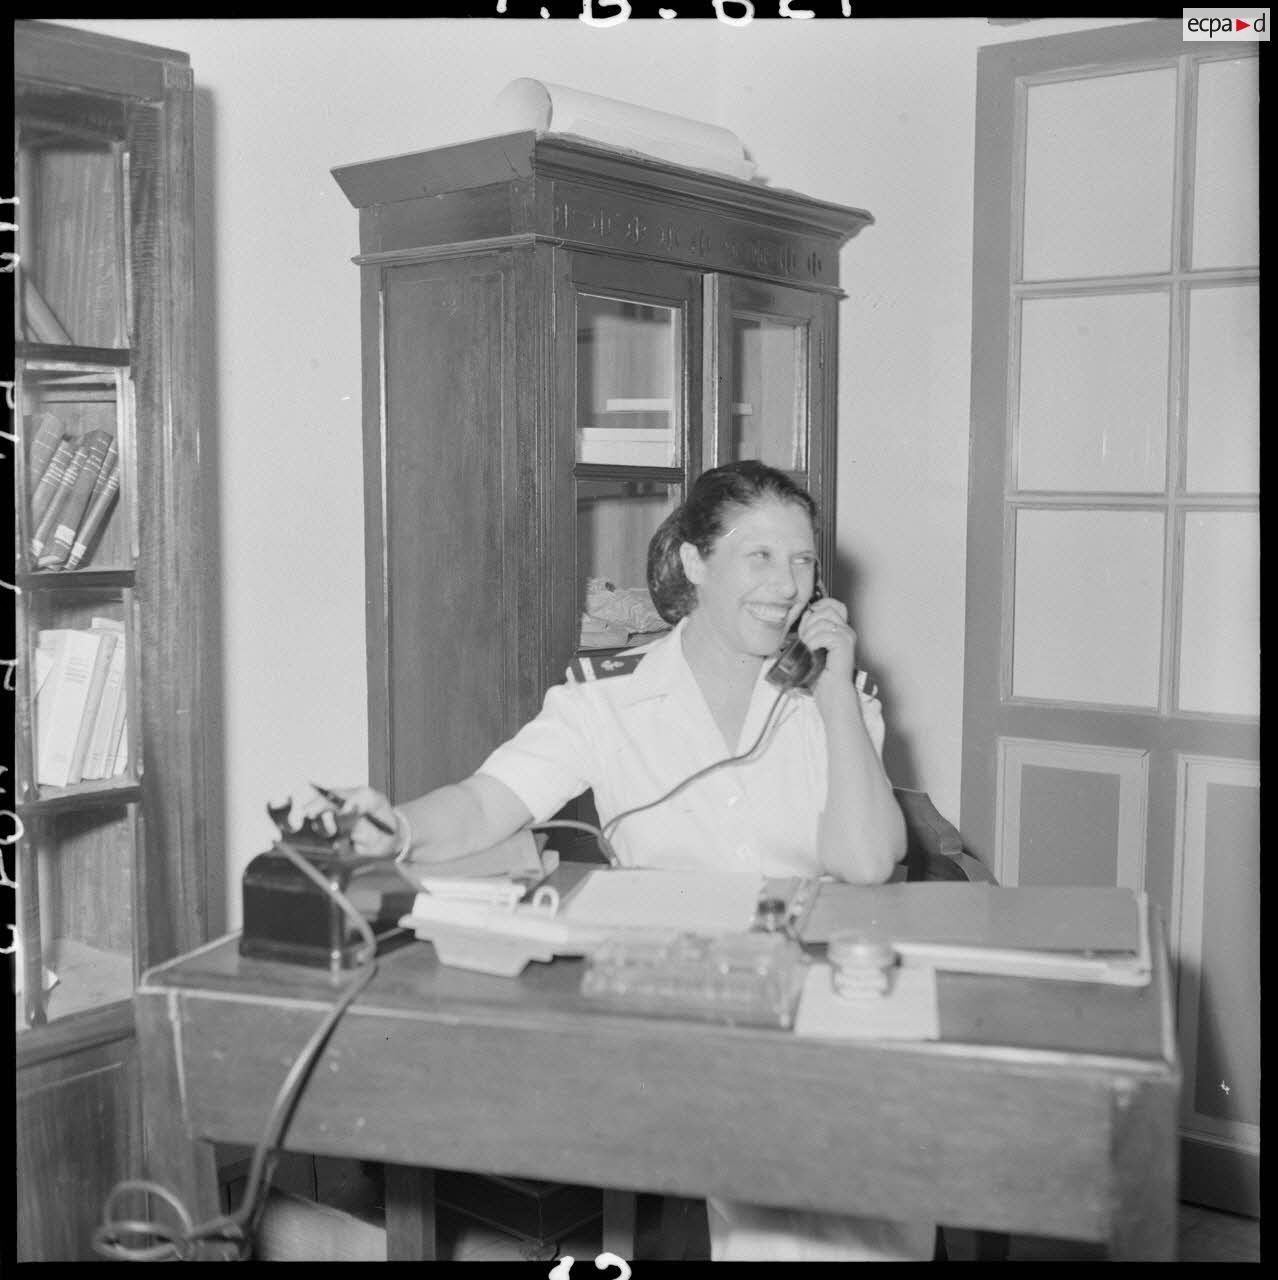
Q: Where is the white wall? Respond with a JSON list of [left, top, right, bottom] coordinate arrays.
[[50, 16, 1132, 927]]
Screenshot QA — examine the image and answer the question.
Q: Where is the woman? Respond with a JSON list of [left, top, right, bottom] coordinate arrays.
[[326, 460, 931, 1260], [340, 460, 904, 883]]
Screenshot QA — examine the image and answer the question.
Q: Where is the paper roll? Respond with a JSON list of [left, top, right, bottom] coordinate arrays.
[[493, 78, 756, 181]]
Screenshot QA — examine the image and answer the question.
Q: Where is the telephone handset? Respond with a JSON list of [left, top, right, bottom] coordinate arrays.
[[765, 570, 827, 693]]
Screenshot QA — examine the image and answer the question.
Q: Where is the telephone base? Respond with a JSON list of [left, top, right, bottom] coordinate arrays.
[[239, 844, 416, 970]]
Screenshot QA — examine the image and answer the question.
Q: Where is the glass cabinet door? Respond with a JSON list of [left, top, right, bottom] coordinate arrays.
[[727, 312, 808, 470], [13, 92, 141, 1029], [576, 477, 681, 649], [567, 258, 701, 654], [709, 277, 827, 485], [576, 293, 682, 469]]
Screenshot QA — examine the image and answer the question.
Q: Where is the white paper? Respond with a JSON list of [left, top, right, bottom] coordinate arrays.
[[793, 962, 940, 1042], [35, 645, 56, 695], [492, 79, 757, 181], [560, 868, 762, 934], [400, 892, 609, 950]]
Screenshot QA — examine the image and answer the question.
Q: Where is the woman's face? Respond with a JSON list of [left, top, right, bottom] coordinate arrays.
[[680, 497, 818, 659]]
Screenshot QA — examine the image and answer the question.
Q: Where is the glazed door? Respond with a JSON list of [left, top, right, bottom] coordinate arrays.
[[555, 252, 703, 670], [706, 275, 838, 571], [963, 22, 1258, 1214]]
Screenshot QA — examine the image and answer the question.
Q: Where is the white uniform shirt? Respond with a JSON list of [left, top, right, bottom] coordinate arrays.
[[477, 618, 887, 879]]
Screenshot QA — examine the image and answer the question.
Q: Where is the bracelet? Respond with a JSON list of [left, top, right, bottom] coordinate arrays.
[[391, 807, 414, 864]]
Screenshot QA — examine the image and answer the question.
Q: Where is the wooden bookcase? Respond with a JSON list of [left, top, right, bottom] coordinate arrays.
[[333, 132, 872, 818], [11, 20, 214, 1260]]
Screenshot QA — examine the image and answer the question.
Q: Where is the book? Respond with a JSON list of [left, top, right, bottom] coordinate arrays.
[[34, 633, 65, 726], [36, 628, 106, 788], [38, 429, 114, 569], [64, 443, 121, 569], [28, 437, 75, 532], [107, 697, 130, 779], [30, 439, 88, 560], [34, 645, 58, 698], [797, 882, 1151, 987], [83, 434, 119, 507], [559, 868, 765, 935], [80, 623, 127, 781], [26, 412, 65, 488], [67, 620, 123, 785]]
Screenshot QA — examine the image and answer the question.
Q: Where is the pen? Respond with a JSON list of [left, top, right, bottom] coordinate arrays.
[[310, 781, 396, 836]]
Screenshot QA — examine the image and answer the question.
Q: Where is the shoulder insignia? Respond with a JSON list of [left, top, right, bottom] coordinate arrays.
[[566, 652, 647, 685], [854, 668, 880, 700]]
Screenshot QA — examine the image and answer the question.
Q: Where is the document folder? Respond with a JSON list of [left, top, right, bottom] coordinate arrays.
[[797, 883, 1151, 987]]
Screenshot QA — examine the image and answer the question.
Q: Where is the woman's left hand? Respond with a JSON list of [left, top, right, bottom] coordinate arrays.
[[795, 595, 858, 687]]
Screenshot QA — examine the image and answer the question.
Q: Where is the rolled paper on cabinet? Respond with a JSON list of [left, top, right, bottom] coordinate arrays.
[[492, 78, 757, 181]]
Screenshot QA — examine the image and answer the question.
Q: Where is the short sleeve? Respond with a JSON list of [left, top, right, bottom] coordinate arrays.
[[859, 689, 887, 759], [854, 669, 887, 759], [475, 682, 595, 824]]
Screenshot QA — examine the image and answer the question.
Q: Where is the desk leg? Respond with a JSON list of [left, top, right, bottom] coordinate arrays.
[[135, 993, 222, 1244], [602, 1190, 637, 1259], [1108, 1077, 1178, 1260], [385, 1164, 436, 1260]]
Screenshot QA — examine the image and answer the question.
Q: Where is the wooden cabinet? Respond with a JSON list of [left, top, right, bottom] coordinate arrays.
[[11, 20, 213, 1260], [332, 132, 871, 807]]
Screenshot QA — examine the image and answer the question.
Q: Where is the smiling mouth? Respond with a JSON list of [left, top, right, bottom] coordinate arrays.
[[745, 604, 791, 627]]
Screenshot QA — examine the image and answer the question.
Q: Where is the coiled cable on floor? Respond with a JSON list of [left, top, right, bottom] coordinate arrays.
[[92, 691, 793, 1256], [92, 844, 380, 1261]]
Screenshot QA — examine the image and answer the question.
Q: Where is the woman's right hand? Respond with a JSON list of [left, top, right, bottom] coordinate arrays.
[[302, 784, 404, 859]]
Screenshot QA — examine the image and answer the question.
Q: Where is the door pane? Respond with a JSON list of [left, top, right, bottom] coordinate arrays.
[[576, 294, 680, 467], [1017, 292, 1168, 492], [1019, 763, 1121, 886], [18, 137, 128, 349], [1192, 57, 1260, 270], [19, 803, 137, 1026], [1022, 68, 1176, 281], [576, 478, 677, 650], [728, 313, 807, 470], [1185, 284, 1259, 494], [1012, 508, 1164, 707], [23, 581, 136, 1025], [21, 362, 130, 571], [1178, 512, 1259, 717]]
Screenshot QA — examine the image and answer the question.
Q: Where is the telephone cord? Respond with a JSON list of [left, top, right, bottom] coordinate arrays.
[[533, 685, 793, 866], [603, 684, 792, 844], [92, 844, 379, 1261], [91, 688, 794, 1255]]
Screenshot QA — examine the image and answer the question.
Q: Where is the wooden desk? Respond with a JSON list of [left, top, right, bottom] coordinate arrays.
[[135, 898, 1180, 1261]]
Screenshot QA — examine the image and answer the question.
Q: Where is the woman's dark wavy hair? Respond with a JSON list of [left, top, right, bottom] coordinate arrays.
[[647, 460, 818, 625]]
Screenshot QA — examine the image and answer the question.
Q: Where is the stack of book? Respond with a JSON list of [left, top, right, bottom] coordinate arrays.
[[34, 620, 130, 789], [26, 412, 122, 570]]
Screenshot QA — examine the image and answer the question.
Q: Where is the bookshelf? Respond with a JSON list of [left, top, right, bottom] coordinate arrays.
[[12, 21, 214, 1260]]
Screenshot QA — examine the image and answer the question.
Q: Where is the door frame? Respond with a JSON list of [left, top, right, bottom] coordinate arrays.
[[961, 18, 1259, 1216]]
